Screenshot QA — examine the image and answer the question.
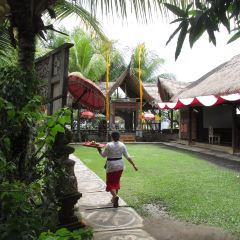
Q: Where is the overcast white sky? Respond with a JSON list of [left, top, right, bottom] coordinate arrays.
[[98, 15, 239, 83], [61, 9, 239, 83]]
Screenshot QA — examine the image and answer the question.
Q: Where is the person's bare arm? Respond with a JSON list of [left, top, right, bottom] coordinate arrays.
[[122, 144, 138, 171], [127, 157, 138, 171]]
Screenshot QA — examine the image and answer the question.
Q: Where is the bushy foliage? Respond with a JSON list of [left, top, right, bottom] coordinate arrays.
[[165, 0, 240, 60], [39, 228, 93, 240], [0, 66, 92, 239]]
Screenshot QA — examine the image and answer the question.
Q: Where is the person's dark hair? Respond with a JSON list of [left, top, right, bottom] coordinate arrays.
[[111, 131, 120, 141]]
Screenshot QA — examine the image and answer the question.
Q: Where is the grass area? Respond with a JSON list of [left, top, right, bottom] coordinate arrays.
[[74, 144, 240, 237]]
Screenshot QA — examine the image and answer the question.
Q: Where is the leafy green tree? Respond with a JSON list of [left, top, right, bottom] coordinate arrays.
[[69, 28, 106, 81], [164, 0, 240, 60], [0, 0, 182, 238], [108, 47, 127, 81], [1, 0, 107, 70], [38, 27, 127, 82]]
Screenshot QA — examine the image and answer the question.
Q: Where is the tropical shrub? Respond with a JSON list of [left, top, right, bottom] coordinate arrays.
[[38, 228, 93, 240], [0, 66, 86, 239]]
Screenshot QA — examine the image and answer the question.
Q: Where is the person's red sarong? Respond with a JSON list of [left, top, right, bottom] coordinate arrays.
[[106, 170, 123, 192]]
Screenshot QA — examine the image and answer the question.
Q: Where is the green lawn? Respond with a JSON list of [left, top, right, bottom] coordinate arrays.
[[74, 144, 240, 237]]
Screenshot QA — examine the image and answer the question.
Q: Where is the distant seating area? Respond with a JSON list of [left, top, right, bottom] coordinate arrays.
[[208, 126, 221, 144]]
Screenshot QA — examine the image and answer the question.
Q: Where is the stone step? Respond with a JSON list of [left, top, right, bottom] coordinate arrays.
[[120, 134, 136, 142]]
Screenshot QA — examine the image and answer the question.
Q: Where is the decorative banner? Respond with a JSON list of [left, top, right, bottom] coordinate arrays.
[[105, 51, 110, 121], [138, 44, 145, 123], [157, 93, 240, 109]]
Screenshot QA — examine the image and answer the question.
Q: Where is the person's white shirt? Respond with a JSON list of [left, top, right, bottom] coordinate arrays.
[[100, 141, 130, 173]]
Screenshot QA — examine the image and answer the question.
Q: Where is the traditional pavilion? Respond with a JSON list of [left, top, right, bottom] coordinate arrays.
[[97, 65, 161, 141], [158, 54, 240, 154]]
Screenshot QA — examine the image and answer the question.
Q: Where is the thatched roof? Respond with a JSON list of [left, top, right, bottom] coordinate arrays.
[[158, 77, 190, 102], [171, 54, 240, 101], [97, 67, 158, 106], [96, 81, 115, 96], [143, 83, 161, 102]]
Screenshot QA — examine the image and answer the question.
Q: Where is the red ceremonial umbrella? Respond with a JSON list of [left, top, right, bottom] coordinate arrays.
[[143, 113, 155, 120], [80, 111, 95, 119], [68, 72, 105, 110]]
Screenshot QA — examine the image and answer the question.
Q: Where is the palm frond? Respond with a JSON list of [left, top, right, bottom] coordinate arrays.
[[0, 24, 17, 65], [132, 43, 165, 82], [54, 0, 108, 41], [85, 53, 106, 81], [75, 0, 196, 22], [0, 26, 11, 47]]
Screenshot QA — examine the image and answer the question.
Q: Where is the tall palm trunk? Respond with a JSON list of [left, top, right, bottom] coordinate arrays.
[[9, 0, 36, 70], [7, 1, 37, 179], [18, 27, 36, 70]]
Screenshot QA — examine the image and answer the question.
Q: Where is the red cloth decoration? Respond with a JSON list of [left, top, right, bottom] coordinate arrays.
[[158, 93, 240, 109]]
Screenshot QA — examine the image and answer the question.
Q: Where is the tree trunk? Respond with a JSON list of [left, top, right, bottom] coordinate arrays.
[[18, 28, 36, 70], [8, 0, 36, 70], [7, 1, 37, 179]]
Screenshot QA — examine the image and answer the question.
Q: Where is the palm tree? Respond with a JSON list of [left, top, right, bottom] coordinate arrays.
[[108, 48, 127, 81], [4, 0, 108, 70], [132, 44, 165, 82], [69, 28, 106, 81], [38, 26, 127, 82], [3, 0, 183, 71]]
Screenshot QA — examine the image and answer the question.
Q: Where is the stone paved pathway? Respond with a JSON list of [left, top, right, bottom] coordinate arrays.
[[70, 154, 155, 240]]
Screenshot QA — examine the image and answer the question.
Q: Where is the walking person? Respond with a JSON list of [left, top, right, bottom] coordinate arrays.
[[97, 131, 138, 208]]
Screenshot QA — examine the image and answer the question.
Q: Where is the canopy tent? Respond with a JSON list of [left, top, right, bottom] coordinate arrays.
[[158, 93, 240, 109], [68, 72, 105, 110]]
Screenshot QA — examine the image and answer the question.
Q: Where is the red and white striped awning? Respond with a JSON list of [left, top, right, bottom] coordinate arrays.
[[158, 93, 240, 110]]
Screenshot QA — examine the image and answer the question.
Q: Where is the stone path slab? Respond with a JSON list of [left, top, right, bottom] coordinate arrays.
[[70, 154, 156, 240], [94, 229, 155, 240], [75, 170, 100, 182], [76, 191, 127, 210], [77, 179, 106, 193], [81, 207, 143, 231]]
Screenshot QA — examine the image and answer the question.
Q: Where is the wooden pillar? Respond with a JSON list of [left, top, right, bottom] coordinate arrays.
[[159, 110, 162, 132], [112, 103, 115, 126], [170, 110, 173, 133], [232, 104, 237, 153], [71, 108, 74, 131], [188, 107, 192, 145], [125, 113, 132, 131], [77, 108, 80, 142], [130, 112, 134, 131], [196, 107, 203, 142], [134, 111, 137, 131]]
